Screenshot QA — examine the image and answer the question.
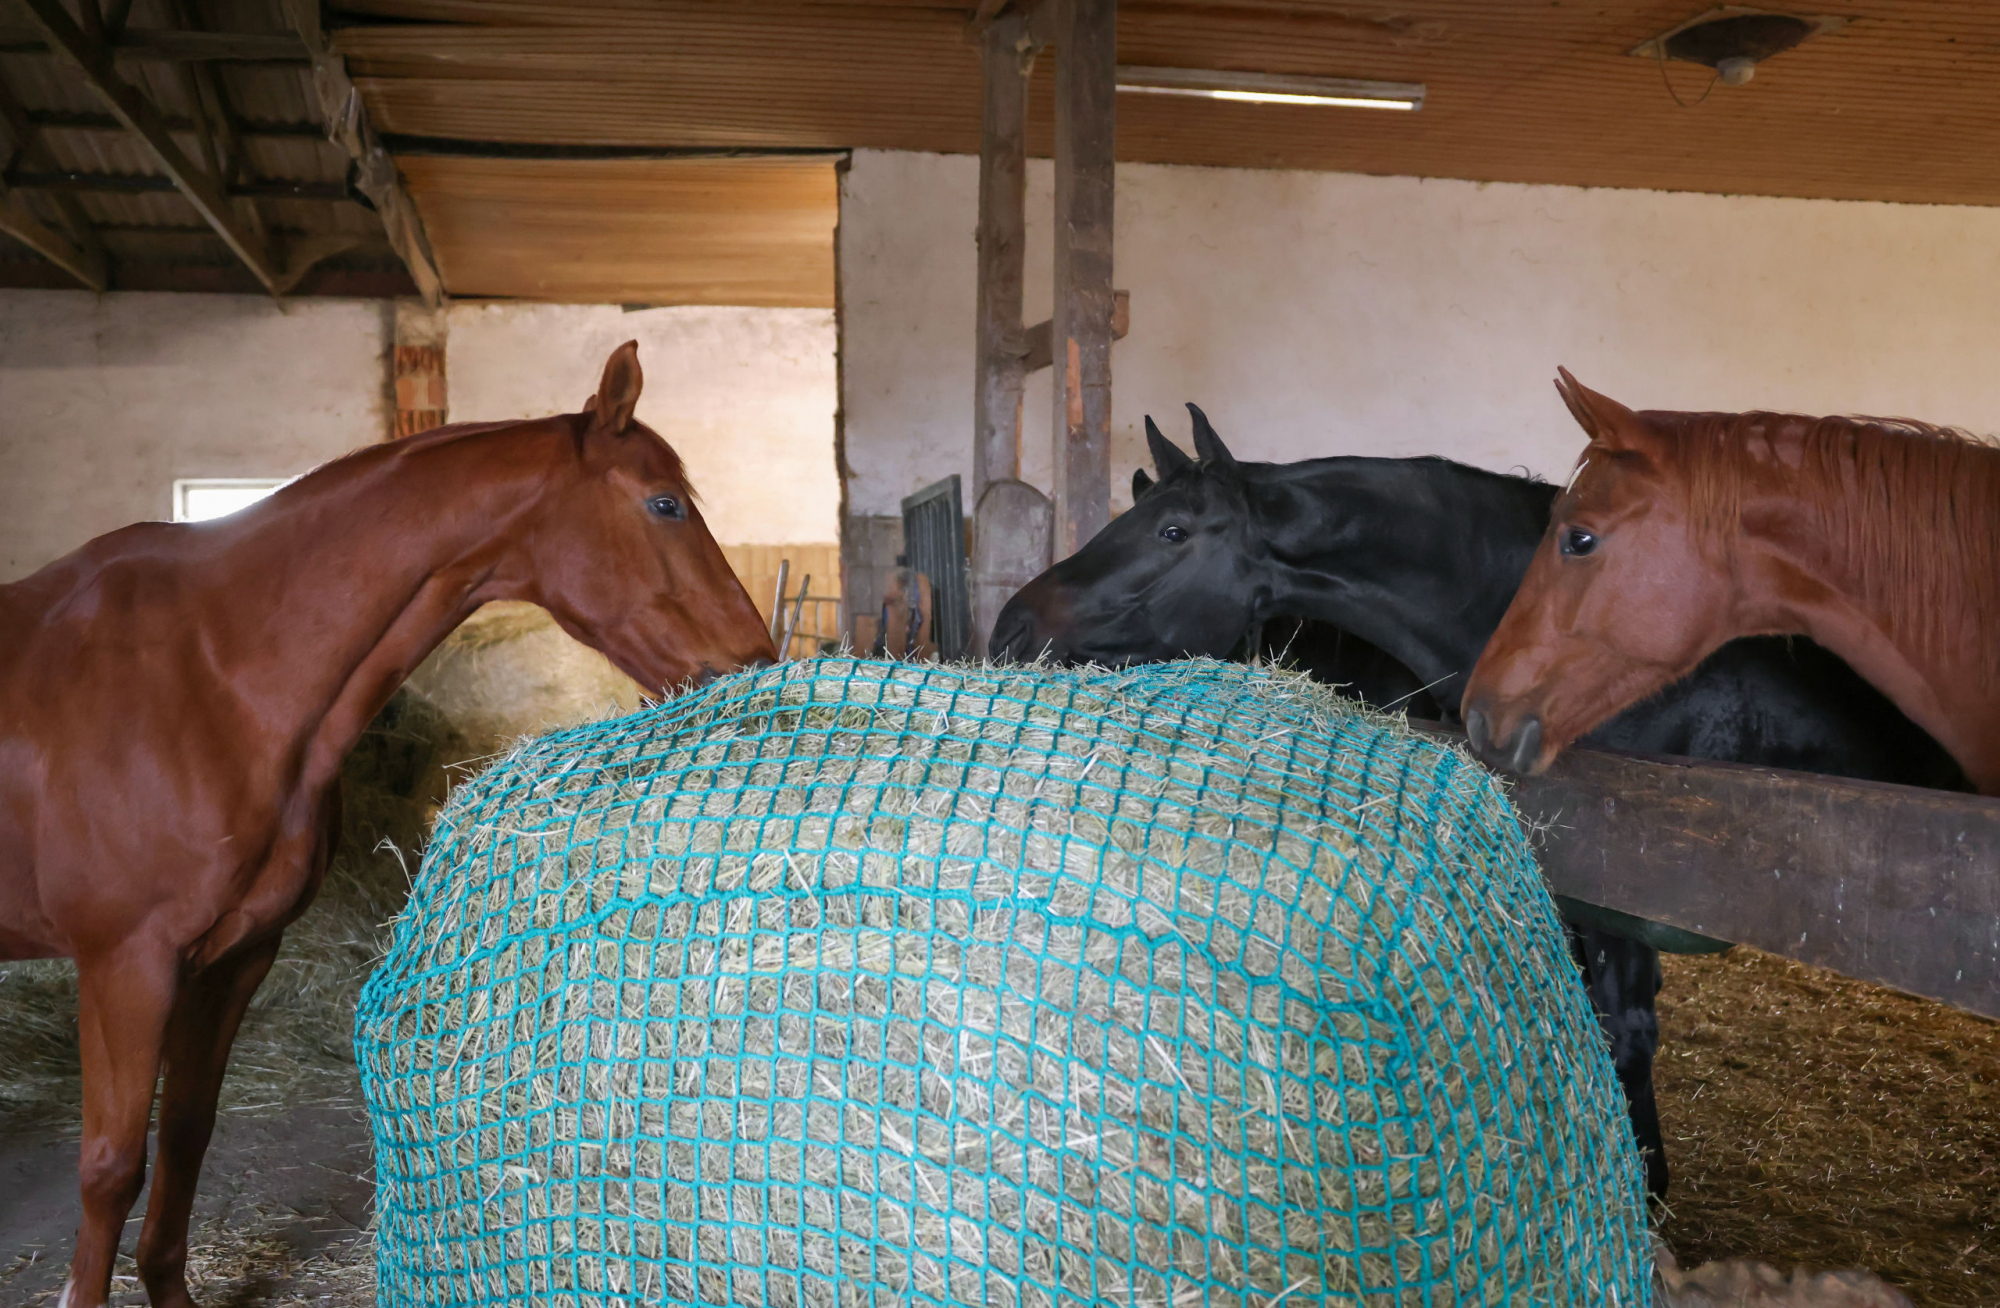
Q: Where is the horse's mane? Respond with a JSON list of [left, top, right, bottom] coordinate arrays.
[[380, 409, 689, 485], [1646, 407, 2000, 662]]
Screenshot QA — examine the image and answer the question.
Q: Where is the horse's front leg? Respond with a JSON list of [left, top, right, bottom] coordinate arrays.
[[134, 934, 283, 1308], [62, 942, 179, 1308], [1566, 922, 1669, 1201]]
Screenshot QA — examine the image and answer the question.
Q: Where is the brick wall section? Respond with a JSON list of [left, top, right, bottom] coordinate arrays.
[[393, 343, 448, 437]]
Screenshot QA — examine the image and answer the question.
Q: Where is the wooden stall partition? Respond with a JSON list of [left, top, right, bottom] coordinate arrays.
[[1415, 722, 2000, 1021]]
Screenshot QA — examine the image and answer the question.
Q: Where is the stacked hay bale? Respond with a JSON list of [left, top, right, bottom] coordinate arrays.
[[402, 601, 646, 759], [356, 659, 1651, 1308]]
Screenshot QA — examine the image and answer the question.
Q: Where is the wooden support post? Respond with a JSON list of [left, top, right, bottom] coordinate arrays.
[[1020, 289, 1127, 374], [1415, 723, 2000, 1020], [969, 5, 1054, 653], [973, 7, 1030, 507], [1049, 0, 1116, 559]]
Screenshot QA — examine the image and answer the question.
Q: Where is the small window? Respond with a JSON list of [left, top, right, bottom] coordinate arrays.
[[172, 478, 291, 523]]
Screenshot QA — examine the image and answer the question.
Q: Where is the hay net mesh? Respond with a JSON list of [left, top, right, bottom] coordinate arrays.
[[356, 658, 1651, 1308]]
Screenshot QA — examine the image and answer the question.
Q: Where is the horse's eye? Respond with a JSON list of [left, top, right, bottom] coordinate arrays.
[[1559, 526, 1598, 557], [646, 494, 685, 521], [1160, 524, 1189, 545]]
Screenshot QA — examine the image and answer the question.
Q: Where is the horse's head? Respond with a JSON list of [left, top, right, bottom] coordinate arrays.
[[1463, 369, 1735, 773], [514, 341, 776, 692], [989, 405, 1269, 665]]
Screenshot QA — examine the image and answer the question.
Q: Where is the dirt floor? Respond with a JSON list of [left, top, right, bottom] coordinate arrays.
[[1653, 948, 2000, 1307], [0, 1096, 374, 1308]]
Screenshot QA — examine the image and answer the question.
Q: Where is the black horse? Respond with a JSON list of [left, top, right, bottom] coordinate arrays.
[[990, 404, 1969, 1200]]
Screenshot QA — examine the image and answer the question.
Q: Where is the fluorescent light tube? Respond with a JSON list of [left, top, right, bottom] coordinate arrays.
[[1115, 65, 1425, 111]]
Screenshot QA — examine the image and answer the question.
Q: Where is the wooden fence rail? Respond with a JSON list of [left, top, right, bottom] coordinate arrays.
[[1414, 723, 2000, 1020]]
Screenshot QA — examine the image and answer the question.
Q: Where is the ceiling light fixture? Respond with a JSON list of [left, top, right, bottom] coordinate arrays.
[[1629, 8, 1844, 87], [1115, 66, 1424, 112]]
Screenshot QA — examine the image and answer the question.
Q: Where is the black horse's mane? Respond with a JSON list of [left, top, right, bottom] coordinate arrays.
[[1230, 451, 1553, 491]]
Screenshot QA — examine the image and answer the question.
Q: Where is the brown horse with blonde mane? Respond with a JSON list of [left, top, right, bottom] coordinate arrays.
[[1463, 369, 2000, 793], [0, 342, 775, 1308]]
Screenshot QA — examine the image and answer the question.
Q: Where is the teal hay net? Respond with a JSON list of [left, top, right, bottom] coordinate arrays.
[[355, 658, 1652, 1308]]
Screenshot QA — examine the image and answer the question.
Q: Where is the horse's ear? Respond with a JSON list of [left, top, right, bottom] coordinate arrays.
[[1186, 403, 1238, 472], [1145, 415, 1194, 479], [1554, 367, 1642, 449], [1131, 467, 1155, 500], [588, 340, 644, 435]]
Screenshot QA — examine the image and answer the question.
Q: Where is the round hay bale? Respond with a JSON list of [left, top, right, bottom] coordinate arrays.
[[356, 659, 1650, 1308]]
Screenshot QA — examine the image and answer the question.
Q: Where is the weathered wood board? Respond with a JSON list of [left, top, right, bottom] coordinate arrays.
[[1049, 0, 1116, 559], [1417, 723, 2000, 1019]]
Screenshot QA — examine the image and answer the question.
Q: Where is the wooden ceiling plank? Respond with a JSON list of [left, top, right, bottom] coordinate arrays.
[[393, 154, 835, 305]]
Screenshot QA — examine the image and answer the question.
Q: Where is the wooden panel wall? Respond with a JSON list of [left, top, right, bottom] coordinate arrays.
[[721, 542, 843, 657]]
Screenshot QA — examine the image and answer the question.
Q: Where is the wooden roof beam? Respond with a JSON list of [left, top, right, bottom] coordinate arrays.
[[286, 0, 444, 307], [6, 171, 351, 201], [0, 26, 307, 62], [0, 69, 105, 289], [169, 0, 272, 264], [0, 188, 106, 289], [102, 0, 136, 43], [17, 0, 283, 295], [27, 109, 322, 138]]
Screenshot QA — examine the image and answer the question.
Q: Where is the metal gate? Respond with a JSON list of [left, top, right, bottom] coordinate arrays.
[[901, 475, 972, 660]]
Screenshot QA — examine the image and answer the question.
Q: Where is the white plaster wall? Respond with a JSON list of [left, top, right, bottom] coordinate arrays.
[[0, 294, 840, 582], [445, 302, 838, 547], [839, 149, 2000, 518], [0, 291, 394, 582]]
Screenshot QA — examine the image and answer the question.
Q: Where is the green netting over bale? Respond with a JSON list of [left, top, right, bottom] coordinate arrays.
[[355, 658, 1651, 1308]]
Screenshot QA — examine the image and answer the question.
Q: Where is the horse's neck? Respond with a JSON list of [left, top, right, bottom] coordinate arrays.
[[1744, 481, 2000, 791], [1255, 459, 1554, 695], [210, 429, 555, 794]]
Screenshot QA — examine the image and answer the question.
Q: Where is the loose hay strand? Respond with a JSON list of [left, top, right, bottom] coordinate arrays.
[[356, 658, 1652, 1308]]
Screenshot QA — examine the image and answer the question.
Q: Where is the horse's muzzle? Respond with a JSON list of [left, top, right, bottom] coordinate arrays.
[[688, 657, 772, 689], [1465, 707, 1544, 776], [987, 610, 1036, 663]]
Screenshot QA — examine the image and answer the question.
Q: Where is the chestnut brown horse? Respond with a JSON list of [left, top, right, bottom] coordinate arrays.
[[1463, 369, 2000, 792], [0, 342, 775, 1308]]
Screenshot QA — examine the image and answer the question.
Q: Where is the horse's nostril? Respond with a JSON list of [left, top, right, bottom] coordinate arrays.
[[1465, 708, 1490, 755], [1508, 716, 1544, 774]]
